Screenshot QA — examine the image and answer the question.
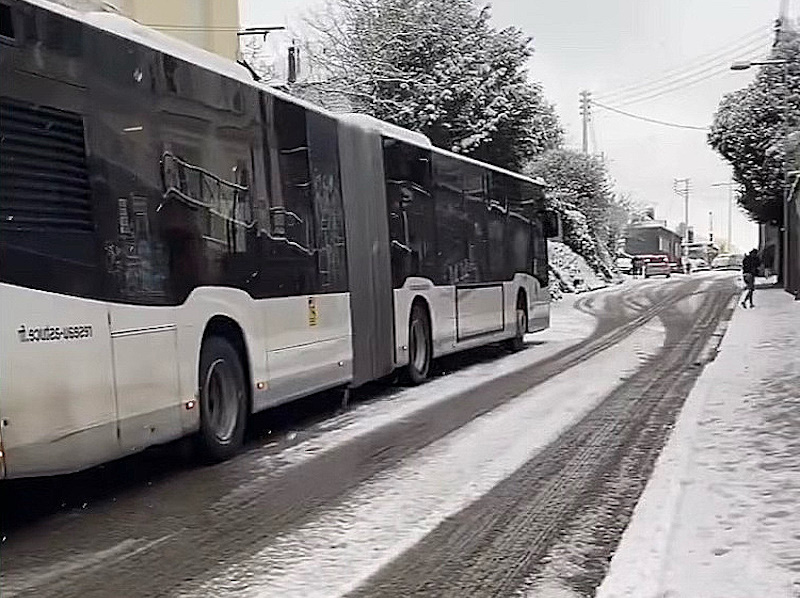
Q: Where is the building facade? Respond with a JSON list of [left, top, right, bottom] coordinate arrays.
[[77, 0, 241, 60], [625, 221, 682, 262]]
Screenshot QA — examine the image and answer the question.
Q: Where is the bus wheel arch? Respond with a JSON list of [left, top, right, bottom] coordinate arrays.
[[197, 316, 251, 461], [405, 297, 432, 385], [505, 288, 528, 352]]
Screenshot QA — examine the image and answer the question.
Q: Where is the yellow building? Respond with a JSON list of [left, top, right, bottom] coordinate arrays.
[[114, 0, 240, 61]]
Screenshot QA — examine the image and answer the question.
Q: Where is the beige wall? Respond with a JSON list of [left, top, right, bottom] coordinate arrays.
[[115, 0, 240, 61]]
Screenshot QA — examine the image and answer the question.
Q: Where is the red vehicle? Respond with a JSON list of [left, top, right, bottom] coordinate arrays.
[[641, 254, 671, 278]]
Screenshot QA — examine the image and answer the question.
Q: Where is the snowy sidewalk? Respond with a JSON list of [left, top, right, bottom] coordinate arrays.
[[597, 287, 800, 598]]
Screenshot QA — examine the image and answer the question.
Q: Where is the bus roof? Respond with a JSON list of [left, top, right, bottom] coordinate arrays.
[[22, 0, 545, 190], [20, 0, 334, 118], [340, 114, 545, 188]]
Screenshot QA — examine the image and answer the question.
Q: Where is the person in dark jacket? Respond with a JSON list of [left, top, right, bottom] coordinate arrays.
[[741, 248, 760, 308]]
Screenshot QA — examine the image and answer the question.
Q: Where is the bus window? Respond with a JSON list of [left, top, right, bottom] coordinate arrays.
[[306, 111, 348, 293], [383, 138, 435, 286], [433, 153, 469, 285], [275, 99, 315, 256]]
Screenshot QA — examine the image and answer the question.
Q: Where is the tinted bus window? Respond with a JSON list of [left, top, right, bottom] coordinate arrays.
[[433, 153, 471, 285], [383, 139, 435, 287], [307, 111, 348, 293]]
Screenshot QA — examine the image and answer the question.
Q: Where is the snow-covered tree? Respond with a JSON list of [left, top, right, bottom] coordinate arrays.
[[525, 149, 627, 279], [708, 26, 800, 225], [525, 149, 618, 241], [240, 37, 277, 82], [298, 0, 562, 169]]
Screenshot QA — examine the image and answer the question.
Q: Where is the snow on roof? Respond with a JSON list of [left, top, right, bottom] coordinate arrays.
[[339, 113, 433, 148], [627, 220, 679, 235], [22, 0, 545, 190]]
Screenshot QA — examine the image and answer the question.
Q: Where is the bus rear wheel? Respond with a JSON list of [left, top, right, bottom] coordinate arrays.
[[197, 336, 247, 462], [505, 296, 528, 352], [405, 303, 431, 385]]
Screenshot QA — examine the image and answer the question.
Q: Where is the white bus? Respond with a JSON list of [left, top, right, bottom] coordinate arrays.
[[0, 0, 557, 477]]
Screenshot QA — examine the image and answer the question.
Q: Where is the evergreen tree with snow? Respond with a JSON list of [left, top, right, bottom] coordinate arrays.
[[298, 0, 562, 169]]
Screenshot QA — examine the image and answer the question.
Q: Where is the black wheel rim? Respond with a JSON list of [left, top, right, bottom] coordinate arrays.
[[516, 308, 527, 338], [203, 358, 239, 443], [410, 318, 428, 374]]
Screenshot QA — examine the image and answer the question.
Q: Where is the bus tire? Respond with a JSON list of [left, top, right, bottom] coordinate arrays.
[[505, 293, 528, 352], [405, 302, 431, 385], [197, 335, 247, 462]]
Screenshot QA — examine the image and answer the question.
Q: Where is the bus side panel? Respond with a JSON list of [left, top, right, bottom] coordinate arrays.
[[107, 303, 183, 452], [337, 120, 395, 386], [456, 285, 504, 340], [527, 274, 550, 333], [258, 292, 352, 405], [0, 284, 120, 478], [393, 278, 456, 365]]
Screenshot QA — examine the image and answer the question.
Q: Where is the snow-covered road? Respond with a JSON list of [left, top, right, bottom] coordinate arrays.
[[1, 274, 741, 598]]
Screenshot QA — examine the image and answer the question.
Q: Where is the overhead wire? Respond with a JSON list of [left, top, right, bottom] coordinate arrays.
[[143, 24, 246, 31], [595, 24, 770, 100], [610, 45, 771, 106], [594, 25, 772, 102], [591, 101, 709, 131], [597, 37, 771, 105]]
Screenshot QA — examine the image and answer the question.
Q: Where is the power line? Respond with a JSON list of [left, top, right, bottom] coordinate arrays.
[[143, 24, 243, 31], [592, 101, 709, 131], [595, 25, 770, 100], [598, 36, 771, 105], [595, 25, 771, 101], [611, 46, 770, 106]]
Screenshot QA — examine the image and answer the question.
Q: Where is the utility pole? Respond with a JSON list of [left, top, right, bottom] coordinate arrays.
[[580, 90, 592, 154], [711, 179, 736, 252], [709, 211, 714, 244], [673, 178, 691, 268]]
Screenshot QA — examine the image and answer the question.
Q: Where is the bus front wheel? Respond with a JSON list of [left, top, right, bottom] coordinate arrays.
[[406, 303, 431, 385], [197, 336, 247, 462], [505, 295, 528, 352]]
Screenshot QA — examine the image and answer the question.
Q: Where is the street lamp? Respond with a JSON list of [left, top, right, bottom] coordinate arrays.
[[730, 57, 791, 283]]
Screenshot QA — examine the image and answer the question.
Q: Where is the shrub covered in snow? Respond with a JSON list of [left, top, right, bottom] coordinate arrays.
[[544, 193, 619, 284], [548, 240, 609, 299], [526, 150, 627, 284]]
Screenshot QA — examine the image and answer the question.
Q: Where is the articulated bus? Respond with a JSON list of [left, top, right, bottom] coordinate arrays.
[[0, 0, 556, 477]]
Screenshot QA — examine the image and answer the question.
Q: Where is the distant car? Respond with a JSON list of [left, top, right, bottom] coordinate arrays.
[[615, 256, 633, 274], [686, 257, 709, 272], [694, 259, 711, 272], [641, 254, 671, 278], [711, 254, 743, 270]]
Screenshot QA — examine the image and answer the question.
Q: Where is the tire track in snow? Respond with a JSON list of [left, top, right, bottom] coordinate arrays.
[[177, 321, 668, 598], [351, 279, 736, 598]]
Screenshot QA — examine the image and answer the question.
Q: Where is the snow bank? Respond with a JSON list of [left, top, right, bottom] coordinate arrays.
[[596, 287, 800, 598], [549, 240, 610, 299]]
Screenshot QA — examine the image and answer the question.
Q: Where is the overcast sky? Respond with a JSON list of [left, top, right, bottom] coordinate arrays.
[[241, 0, 790, 251]]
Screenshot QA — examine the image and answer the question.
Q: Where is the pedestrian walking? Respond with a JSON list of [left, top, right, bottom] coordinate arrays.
[[741, 248, 759, 308]]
